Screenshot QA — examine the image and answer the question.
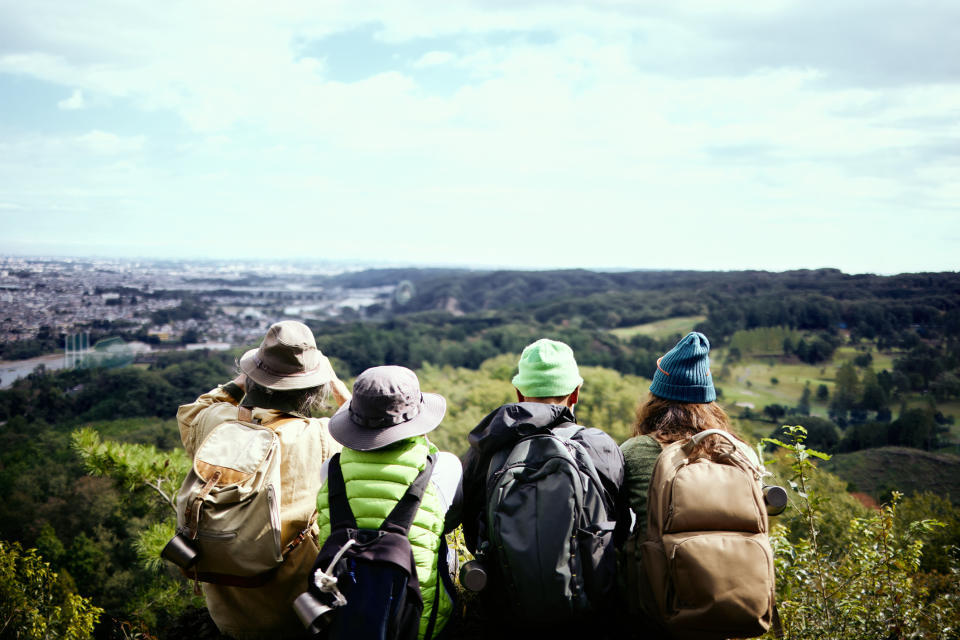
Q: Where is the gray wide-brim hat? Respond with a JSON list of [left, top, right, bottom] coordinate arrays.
[[239, 321, 335, 390], [329, 365, 446, 451]]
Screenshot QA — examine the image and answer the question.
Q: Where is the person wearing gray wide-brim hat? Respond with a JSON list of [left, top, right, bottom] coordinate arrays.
[[329, 365, 446, 451], [315, 365, 459, 637]]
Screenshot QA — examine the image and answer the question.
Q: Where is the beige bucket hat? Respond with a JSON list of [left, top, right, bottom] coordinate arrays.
[[238, 321, 335, 390]]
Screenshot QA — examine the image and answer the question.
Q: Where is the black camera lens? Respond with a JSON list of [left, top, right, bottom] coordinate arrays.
[[293, 592, 336, 633], [161, 534, 199, 569], [459, 560, 487, 592]]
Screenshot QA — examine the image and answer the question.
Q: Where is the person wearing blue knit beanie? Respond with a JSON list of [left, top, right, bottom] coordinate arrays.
[[648, 331, 716, 403], [620, 332, 757, 537], [618, 332, 759, 638]]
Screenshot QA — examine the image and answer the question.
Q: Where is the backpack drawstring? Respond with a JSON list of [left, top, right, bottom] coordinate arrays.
[[310, 539, 355, 608]]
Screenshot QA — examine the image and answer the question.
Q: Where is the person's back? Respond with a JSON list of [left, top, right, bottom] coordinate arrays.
[[174, 321, 350, 640], [310, 366, 461, 640], [620, 332, 776, 640], [460, 339, 626, 638]]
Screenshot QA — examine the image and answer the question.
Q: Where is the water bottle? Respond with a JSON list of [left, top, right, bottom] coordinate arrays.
[[763, 485, 788, 516], [459, 559, 487, 592]]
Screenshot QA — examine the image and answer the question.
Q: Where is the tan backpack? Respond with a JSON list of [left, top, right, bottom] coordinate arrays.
[[170, 409, 310, 587], [627, 429, 777, 640]]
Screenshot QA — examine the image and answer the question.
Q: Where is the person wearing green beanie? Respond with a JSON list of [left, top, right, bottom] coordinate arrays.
[[459, 338, 629, 639], [511, 338, 585, 402]]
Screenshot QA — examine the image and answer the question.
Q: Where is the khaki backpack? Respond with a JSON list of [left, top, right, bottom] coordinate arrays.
[[172, 409, 310, 587], [627, 429, 777, 640]]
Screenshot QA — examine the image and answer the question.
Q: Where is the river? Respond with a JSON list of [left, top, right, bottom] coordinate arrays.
[[0, 353, 69, 389]]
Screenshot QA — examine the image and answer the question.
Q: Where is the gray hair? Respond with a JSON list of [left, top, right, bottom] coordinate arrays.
[[242, 378, 332, 417]]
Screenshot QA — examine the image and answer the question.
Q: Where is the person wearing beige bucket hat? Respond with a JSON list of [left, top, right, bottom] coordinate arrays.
[[313, 365, 462, 639], [176, 321, 351, 640]]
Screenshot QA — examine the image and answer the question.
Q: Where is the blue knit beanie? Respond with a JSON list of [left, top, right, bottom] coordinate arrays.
[[649, 331, 716, 403]]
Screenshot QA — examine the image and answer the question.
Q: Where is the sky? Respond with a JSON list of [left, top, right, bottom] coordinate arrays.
[[0, 1, 958, 275]]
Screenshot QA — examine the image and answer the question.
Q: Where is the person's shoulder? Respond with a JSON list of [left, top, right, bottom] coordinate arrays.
[[568, 424, 624, 465], [569, 424, 620, 451], [620, 434, 662, 456], [571, 423, 617, 442], [734, 438, 761, 466], [434, 450, 463, 474], [194, 401, 244, 428]]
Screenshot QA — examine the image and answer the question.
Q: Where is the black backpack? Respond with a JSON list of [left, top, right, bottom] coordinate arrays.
[[480, 424, 617, 624], [305, 453, 440, 640]]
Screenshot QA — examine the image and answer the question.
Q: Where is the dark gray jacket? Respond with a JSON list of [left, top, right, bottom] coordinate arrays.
[[460, 402, 629, 554]]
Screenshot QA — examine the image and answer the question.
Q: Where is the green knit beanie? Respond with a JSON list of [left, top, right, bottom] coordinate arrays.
[[512, 338, 584, 398], [649, 331, 716, 403]]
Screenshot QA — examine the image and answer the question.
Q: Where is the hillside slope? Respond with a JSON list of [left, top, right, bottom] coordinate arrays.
[[823, 446, 960, 504]]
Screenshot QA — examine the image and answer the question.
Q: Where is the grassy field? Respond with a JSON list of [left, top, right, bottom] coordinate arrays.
[[713, 350, 834, 414], [610, 315, 706, 340], [833, 345, 897, 371], [823, 447, 960, 505], [711, 345, 959, 447]]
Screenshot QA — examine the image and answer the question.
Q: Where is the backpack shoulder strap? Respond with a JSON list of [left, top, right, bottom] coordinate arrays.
[[380, 453, 437, 536], [327, 454, 358, 530]]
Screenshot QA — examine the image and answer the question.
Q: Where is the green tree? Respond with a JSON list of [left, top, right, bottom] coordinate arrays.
[[71, 428, 197, 628], [815, 383, 829, 402], [859, 367, 889, 412], [930, 372, 960, 402], [763, 404, 787, 423], [0, 540, 103, 639], [829, 362, 860, 422], [896, 492, 960, 573], [796, 385, 811, 415]]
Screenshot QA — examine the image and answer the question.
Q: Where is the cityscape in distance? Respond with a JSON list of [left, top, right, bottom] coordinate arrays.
[[0, 255, 397, 387]]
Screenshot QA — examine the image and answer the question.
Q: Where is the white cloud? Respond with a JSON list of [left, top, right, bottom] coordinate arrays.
[[57, 88, 85, 110], [0, 1, 956, 272], [412, 50, 455, 68], [76, 130, 145, 155]]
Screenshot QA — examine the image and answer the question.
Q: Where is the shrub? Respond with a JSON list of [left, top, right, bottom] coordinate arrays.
[[0, 540, 103, 639], [762, 426, 960, 639]]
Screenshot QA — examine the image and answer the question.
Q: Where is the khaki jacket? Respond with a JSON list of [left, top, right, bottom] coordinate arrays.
[[177, 384, 342, 640]]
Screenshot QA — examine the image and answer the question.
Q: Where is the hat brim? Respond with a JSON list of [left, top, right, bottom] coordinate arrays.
[[238, 347, 335, 390], [328, 392, 446, 451]]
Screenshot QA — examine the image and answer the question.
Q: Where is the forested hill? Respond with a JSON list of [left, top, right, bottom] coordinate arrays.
[[3, 266, 960, 638], [331, 268, 960, 339]]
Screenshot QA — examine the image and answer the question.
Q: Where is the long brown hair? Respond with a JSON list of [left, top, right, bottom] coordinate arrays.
[[633, 392, 745, 457]]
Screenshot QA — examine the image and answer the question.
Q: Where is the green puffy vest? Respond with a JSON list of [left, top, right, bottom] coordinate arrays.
[[316, 436, 452, 639]]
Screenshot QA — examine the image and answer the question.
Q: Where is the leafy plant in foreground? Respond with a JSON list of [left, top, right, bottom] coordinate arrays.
[[763, 426, 959, 639], [0, 540, 103, 640], [71, 427, 198, 631]]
